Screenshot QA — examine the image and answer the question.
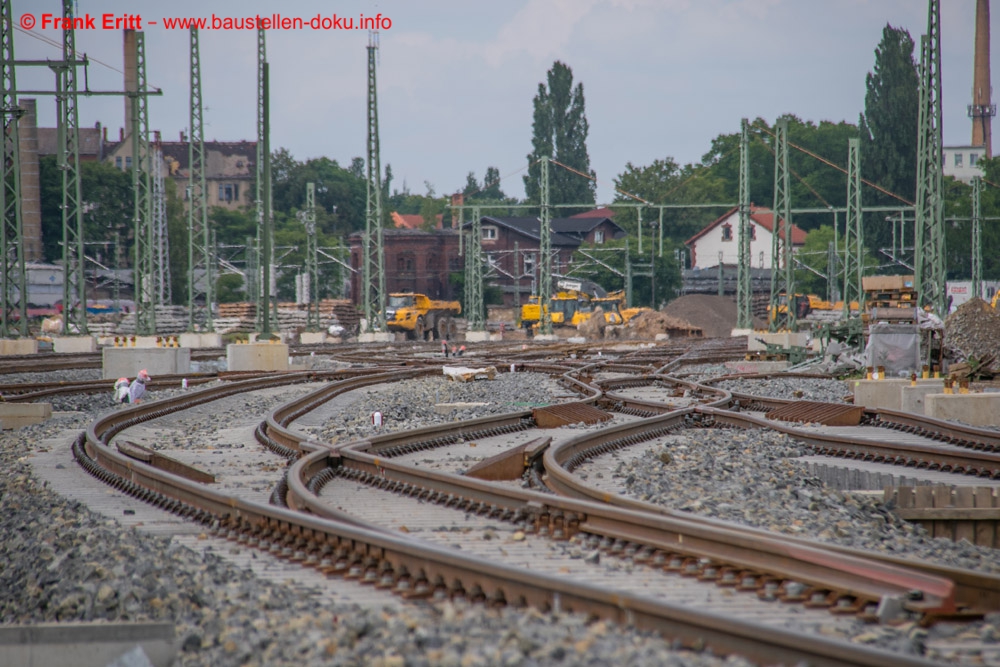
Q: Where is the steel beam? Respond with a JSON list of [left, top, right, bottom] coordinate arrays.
[[843, 137, 864, 317], [129, 32, 155, 334], [538, 156, 553, 334], [187, 26, 212, 331], [915, 0, 946, 316], [736, 118, 752, 329], [363, 33, 386, 332], [1, 0, 26, 337], [768, 118, 795, 332]]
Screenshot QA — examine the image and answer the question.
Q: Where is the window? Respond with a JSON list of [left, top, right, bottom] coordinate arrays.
[[971, 153, 980, 166], [721, 224, 733, 241], [593, 230, 605, 244], [125, 156, 132, 169], [523, 253, 536, 276], [481, 226, 497, 241], [115, 156, 122, 168], [218, 183, 238, 202], [397, 253, 415, 272], [955, 153, 964, 167], [750, 225, 757, 241]]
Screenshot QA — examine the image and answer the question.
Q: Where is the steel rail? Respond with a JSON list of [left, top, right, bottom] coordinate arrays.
[[70, 355, 950, 665], [257, 368, 962, 618], [542, 404, 1000, 613]]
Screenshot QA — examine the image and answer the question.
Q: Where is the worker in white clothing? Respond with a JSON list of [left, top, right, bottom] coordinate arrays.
[[128, 369, 150, 404]]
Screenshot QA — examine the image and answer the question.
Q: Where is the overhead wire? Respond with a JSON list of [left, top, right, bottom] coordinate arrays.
[[14, 25, 124, 75]]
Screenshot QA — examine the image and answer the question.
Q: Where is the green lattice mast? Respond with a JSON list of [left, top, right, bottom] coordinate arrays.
[[130, 31, 155, 334], [188, 26, 212, 331], [843, 137, 864, 317], [736, 118, 752, 329], [768, 118, 794, 332], [362, 32, 386, 333]]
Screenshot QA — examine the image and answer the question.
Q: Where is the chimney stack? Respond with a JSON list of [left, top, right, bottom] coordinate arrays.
[[971, 0, 994, 157]]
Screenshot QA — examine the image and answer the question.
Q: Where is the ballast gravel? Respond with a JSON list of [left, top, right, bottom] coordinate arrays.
[[712, 377, 850, 403], [605, 426, 1000, 658], [1, 369, 753, 667]]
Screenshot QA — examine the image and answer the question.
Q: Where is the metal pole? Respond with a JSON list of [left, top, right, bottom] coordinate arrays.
[[736, 118, 752, 329], [467, 206, 484, 331], [188, 25, 212, 331], [131, 31, 155, 335], [363, 32, 386, 332], [59, 0, 86, 334], [972, 175, 982, 298], [769, 118, 793, 332], [0, 0, 26, 337], [260, 62, 272, 337], [843, 137, 864, 317], [539, 155, 553, 334], [304, 182, 319, 331]]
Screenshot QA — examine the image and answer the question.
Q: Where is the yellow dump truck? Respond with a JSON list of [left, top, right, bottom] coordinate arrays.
[[386, 293, 461, 340]]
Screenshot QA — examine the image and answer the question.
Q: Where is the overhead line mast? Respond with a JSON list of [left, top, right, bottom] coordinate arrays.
[[362, 31, 386, 333]]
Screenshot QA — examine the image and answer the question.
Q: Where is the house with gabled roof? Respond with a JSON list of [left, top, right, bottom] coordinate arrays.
[[462, 211, 626, 306], [684, 205, 807, 270]]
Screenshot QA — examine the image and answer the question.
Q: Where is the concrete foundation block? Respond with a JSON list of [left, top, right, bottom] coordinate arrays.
[[52, 336, 97, 353], [102, 347, 192, 380], [926, 393, 1000, 427], [730, 328, 754, 338], [299, 331, 327, 345], [227, 342, 289, 372], [533, 334, 560, 342], [0, 338, 39, 356], [0, 403, 52, 429], [0, 621, 175, 667], [357, 332, 394, 343], [747, 331, 809, 352], [178, 332, 223, 348], [900, 382, 949, 415], [464, 331, 491, 343], [723, 360, 790, 373], [566, 336, 587, 344], [849, 378, 944, 411]]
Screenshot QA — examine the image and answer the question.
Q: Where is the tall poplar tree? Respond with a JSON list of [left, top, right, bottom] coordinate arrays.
[[524, 61, 596, 209], [858, 25, 919, 251]]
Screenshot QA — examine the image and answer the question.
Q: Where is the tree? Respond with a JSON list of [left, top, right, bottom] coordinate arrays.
[[858, 25, 920, 251], [524, 61, 596, 209]]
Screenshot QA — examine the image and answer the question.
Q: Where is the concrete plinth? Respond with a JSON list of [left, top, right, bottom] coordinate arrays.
[[227, 342, 289, 372], [926, 393, 1000, 427], [0, 339, 38, 356], [730, 328, 754, 338], [566, 336, 587, 344], [102, 347, 191, 380], [299, 331, 327, 345], [0, 403, 52, 429], [900, 382, 949, 415], [178, 332, 223, 348], [52, 336, 97, 353], [747, 331, 809, 352], [464, 331, 491, 343], [248, 332, 286, 344], [0, 621, 175, 667], [357, 332, 394, 343], [532, 334, 560, 342], [849, 378, 943, 411]]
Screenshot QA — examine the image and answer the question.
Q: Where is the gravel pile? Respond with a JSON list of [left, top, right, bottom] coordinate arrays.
[[315, 372, 565, 441], [713, 377, 850, 403], [2, 371, 756, 667], [945, 298, 1000, 369], [610, 427, 1000, 655]]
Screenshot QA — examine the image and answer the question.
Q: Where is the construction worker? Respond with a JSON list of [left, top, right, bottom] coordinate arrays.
[[113, 377, 130, 404], [128, 369, 150, 404]]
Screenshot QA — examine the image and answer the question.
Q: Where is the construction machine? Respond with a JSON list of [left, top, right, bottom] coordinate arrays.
[[520, 290, 592, 334], [385, 293, 461, 340]]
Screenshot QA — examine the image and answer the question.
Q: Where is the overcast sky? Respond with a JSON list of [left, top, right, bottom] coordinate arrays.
[[14, 0, 1000, 203]]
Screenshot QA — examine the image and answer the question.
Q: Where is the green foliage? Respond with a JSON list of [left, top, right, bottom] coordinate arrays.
[[269, 149, 367, 238], [524, 61, 596, 209], [612, 158, 727, 244], [164, 179, 188, 304], [215, 273, 245, 303], [39, 155, 134, 263], [858, 25, 919, 250]]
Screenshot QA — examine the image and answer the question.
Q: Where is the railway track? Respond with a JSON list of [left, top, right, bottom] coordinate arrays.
[[61, 344, 999, 665]]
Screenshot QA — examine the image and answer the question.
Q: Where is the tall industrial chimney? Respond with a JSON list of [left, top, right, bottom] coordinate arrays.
[[971, 0, 994, 157]]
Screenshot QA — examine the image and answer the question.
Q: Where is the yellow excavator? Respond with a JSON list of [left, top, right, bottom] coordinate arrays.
[[520, 289, 593, 334]]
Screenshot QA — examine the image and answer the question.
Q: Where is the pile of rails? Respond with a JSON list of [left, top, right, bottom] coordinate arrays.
[[213, 300, 360, 335]]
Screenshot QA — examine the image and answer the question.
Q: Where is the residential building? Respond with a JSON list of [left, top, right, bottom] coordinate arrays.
[[942, 145, 986, 184], [684, 205, 807, 270]]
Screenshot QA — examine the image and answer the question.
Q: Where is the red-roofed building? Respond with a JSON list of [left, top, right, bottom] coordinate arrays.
[[569, 207, 616, 219], [684, 205, 807, 270], [391, 212, 443, 230]]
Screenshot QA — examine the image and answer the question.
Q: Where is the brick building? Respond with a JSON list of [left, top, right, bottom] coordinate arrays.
[[464, 211, 625, 307], [348, 229, 461, 304]]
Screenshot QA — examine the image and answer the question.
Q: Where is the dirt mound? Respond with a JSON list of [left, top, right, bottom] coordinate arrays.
[[623, 310, 701, 339], [662, 294, 739, 338], [944, 298, 1000, 367], [577, 307, 608, 339]]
